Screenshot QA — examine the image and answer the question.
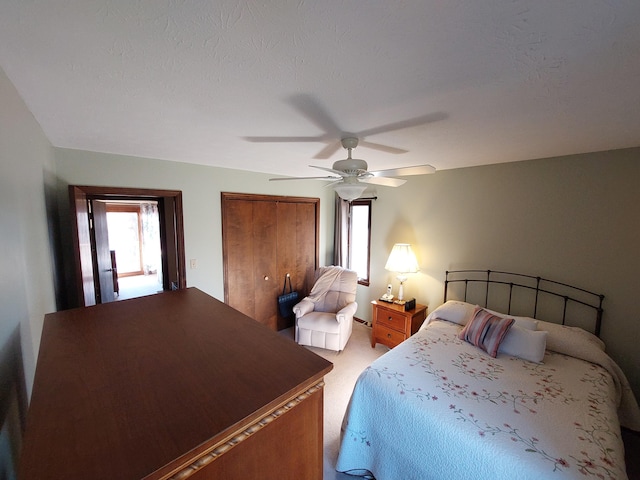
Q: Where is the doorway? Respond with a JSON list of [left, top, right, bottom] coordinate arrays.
[[69, 185, 186, 307], [105, 200, 163, 301]]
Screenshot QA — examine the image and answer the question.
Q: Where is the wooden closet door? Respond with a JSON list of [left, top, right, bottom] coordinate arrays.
[[276, 202, 316, 330], [223, 198, 278, 329], [222, 193, 319, 331], [277, 202, 317, 303], [253, 201, 278, 329]]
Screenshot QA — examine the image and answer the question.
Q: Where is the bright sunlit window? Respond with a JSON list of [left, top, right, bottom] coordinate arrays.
[[348, 200, 372, 285], [107, 207, 143, 275]]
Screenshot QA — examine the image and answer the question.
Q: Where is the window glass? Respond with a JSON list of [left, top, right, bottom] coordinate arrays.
[[349, 200, 371, 285], [107, 210, 142, 274]]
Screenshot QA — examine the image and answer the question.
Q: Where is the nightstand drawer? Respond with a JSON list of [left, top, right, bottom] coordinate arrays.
[[376, 309, 407, 331], [375, 324, 406, 348], [371, 301, 427, 349]]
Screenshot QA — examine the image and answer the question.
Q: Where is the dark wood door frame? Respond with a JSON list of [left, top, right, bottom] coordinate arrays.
[[69, 185, 186, 307]]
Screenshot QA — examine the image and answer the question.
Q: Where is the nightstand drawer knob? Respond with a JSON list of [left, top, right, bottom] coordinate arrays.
[[387, 333, 392, 338], [388, 316, 393, 321]]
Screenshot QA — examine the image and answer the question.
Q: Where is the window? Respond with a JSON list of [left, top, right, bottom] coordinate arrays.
[[106, 202, 161, 277], [106, 205, 143, 275], [348, 199, 372, 285]]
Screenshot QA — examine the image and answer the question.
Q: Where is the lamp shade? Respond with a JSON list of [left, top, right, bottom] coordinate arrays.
[[384, 243, 419, 273]]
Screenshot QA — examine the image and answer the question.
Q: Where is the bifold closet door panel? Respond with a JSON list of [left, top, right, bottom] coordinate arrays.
[[275, 201, 316, 330], [293, 202, 317, 296], [224, 198, 256, 319], [253, 200, 278, 330], [223, 198, 277, 329]]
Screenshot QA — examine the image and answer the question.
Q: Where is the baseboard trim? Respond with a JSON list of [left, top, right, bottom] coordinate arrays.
[[353, 316, 371, 327]]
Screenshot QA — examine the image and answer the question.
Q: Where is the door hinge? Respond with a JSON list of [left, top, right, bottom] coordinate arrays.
[[87, 199, 94, 230]]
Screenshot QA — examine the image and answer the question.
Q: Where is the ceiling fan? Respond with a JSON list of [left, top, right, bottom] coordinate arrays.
[[244, 93, 447, 159], [269, 137, 435, 201]]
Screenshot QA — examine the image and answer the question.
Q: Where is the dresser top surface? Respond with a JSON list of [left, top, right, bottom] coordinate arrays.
[[20, 288, 332, 480]]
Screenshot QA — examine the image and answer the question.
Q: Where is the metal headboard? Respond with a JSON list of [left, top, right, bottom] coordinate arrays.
[[444, 270, 604, 337]]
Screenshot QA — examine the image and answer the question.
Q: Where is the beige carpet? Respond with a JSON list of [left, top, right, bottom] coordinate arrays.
[[280, 321, 389, 479]]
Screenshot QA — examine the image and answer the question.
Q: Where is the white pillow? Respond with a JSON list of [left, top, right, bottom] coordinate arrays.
[[537, 320, 605, 353], [428, 301, 539, 335], [498, 326, 548, 363], [428, 300, 475, 325], [484, 307, 538, 330], [514, 317, 538, 330]]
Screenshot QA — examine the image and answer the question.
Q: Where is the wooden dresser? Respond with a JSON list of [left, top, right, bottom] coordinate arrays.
[[371, 300, 427, 348], [19, 288, 332, 480]]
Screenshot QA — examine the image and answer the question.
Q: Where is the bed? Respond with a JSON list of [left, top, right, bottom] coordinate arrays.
[[336, 270, 640, 480]]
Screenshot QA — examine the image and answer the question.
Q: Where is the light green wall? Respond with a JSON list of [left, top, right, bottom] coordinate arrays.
[[53, 149, 337, 301], [365, 149, 640, 398], [0, 67, 57, 479], [54, 147, 640, 400]]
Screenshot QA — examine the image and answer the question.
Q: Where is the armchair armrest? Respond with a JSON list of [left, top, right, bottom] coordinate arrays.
[[293, 299, 314, 318], [335, 302, 358, 324]]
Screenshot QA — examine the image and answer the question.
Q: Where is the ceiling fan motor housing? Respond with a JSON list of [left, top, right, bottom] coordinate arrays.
[[332, 158, 368, 175]]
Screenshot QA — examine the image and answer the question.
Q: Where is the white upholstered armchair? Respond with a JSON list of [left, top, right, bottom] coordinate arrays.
[[293, 266, 358, 352]]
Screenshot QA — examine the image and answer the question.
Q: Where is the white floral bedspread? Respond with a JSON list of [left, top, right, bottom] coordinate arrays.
[[336, 320, 631, 480]]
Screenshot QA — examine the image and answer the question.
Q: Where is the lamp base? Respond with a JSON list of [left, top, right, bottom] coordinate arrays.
[[396, 276, 407, 301]]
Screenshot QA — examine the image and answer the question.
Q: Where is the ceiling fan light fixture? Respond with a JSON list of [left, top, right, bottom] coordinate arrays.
[[334, 182, 367, 201]]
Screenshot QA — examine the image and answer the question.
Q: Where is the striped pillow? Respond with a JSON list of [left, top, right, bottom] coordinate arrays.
[[458, 307, 515, 357]]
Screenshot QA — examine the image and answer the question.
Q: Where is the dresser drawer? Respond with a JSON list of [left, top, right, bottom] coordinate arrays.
[[374, 324, 406, 348], [376, 309, 407, 331]]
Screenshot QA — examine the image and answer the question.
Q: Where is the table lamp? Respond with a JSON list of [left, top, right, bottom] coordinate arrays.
[[384, 243, 419, 301]]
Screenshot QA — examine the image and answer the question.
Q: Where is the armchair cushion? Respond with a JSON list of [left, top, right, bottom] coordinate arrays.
[[297, 312, 342, 334], [293, 299, 314, 318], [336, 302, 358, 324], [294, 266, 358, 352]]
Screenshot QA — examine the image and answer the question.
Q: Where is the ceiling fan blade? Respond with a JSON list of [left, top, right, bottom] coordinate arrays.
[[369, 164, 436, 177], [323, 179, 343, 188], [357, 112, 448, 137], [360, 177, 407, 187], [310, 165, 348, 176], [286, 94, 342, 137], [243, 135, 324, 143], [269, 175, 339, 182], [313, 141, 342, 159], [248, 94, 345, 158], [358, 140, 408, 155]]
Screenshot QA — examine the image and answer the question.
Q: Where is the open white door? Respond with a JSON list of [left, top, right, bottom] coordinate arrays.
[[91, 200, 115, 303]]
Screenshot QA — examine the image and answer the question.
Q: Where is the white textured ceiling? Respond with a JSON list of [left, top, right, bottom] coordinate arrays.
[[1, 0, 639, 178]]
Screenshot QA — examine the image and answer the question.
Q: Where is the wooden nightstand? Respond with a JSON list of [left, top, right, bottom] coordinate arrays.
[[371, 300, 427, 348]]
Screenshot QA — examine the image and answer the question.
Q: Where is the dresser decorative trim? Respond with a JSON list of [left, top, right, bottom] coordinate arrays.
[[168, 381, 325, 480]]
